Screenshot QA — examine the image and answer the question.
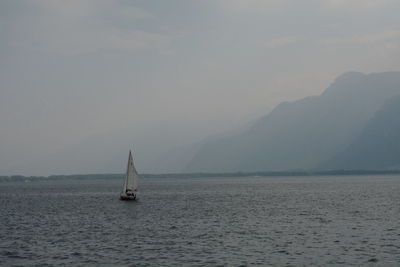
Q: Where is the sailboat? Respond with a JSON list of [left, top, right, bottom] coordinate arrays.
[[120, 150, 139, 201]]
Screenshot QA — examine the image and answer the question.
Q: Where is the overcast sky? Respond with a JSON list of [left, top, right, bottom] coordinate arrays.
[[1, 0, 400, 175]]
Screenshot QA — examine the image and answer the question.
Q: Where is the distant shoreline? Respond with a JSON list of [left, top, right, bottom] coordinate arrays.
[[1, 170, 400, 183]]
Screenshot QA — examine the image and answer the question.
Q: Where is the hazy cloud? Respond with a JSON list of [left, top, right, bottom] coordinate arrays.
[[264, 36, 304, 49], [3, 0, 174, 55], [321, 0, 399, 12], [323, 29, 400, 45], [217, 0, 289, 13], [37, 0, 155, 21]]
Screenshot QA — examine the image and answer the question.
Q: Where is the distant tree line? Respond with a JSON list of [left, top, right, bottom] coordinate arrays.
[[1, 170, 400, 183]]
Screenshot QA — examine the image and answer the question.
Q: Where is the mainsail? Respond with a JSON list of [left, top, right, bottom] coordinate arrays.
[[121, 150, 139, 195]]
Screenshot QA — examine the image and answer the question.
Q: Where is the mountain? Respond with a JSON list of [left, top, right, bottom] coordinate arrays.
[[322, 94, 400, 170], [184, 72, 400, 172]]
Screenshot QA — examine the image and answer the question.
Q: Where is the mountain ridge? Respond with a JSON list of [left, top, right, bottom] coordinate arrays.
[[322, 94, 400, 170], [184, 71, 400, 172]]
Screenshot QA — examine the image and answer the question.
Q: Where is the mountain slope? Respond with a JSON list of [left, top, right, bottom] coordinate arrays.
[[322, 94, 400, 170], [184, 72, 400, 172]]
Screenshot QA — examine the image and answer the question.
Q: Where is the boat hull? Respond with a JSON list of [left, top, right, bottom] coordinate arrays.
[[120, 195, 137, 201]]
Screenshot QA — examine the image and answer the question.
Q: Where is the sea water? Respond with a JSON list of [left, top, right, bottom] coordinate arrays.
[[1, 175, 400, 266]]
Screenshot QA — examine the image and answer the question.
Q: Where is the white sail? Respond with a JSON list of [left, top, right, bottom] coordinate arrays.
[[121, 150, 139, 195]]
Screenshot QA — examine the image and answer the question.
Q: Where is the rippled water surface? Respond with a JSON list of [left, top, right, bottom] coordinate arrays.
[[1, 175, 400, 266]]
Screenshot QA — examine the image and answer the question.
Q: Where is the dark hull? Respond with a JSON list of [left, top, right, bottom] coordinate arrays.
[[120, 195, 136, 201]]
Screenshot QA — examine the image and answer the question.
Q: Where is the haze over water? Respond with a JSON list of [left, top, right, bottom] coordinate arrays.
[[1, 175, 399, 266], [2, 0, 400, 175]]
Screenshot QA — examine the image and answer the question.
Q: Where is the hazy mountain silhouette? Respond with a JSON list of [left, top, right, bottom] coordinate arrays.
[[321, 94, 400, 170], [13, 71, 400, 175], [185, 72, 400, 172]]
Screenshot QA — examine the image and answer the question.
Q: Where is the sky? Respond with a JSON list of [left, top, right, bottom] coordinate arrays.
[[1, 0, 400, 175]]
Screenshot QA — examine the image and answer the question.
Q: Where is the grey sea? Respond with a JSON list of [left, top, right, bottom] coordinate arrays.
[[1, 175, 400, 266]]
